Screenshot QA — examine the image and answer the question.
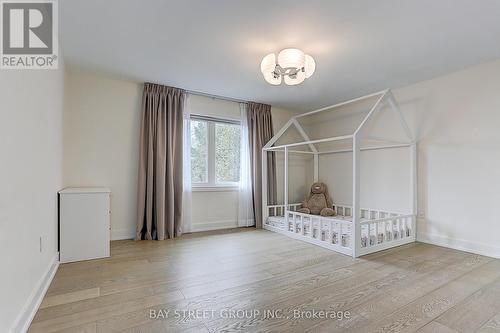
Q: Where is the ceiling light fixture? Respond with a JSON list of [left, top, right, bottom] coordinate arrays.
[[260, 48, 315, 85]]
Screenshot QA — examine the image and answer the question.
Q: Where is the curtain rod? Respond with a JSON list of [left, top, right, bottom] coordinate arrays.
[[145, 81, 249, 104], [186, 89, 248, 104]]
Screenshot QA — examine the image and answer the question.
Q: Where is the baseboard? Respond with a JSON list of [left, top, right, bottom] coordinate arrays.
[[191, 220, 239, 232], [110, 222, 245, 239], [11, 253, 59, 333], [417, 232, 500, 259], [111, 228, 135, 240]]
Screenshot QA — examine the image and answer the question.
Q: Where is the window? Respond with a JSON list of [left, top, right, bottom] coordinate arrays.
[[190, 116, 241, 187]]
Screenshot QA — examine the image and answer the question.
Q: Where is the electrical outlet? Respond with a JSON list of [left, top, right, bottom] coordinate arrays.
[[39, 236, 42, 253]]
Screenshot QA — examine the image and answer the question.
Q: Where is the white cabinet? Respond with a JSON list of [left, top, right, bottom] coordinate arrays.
[[59, 187, 111, 263]]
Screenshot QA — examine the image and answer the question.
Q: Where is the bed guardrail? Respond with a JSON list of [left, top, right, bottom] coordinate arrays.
[[264, 203, 416, 257], [268, 203, 358, 218], [285, 210, 353, 255], [358, 213, 416, 255], [267, 203, 302, 217]]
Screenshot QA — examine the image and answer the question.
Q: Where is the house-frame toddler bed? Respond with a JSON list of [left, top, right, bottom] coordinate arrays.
[[262, 89, 417, 258]]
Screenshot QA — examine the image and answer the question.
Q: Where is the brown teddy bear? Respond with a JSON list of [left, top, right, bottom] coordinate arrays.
[[297, 182, 336, 216]]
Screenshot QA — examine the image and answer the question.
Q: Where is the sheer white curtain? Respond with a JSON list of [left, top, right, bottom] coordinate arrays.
[[181, 95, 192, 233], [238, 103, 254, 227]]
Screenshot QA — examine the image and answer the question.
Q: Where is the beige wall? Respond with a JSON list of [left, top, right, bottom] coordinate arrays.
[[63, 69, 299, 235], [0, 67, 64, 332]]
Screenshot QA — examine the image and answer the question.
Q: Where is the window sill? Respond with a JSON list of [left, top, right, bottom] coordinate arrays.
[[192, 185, 239, 192]]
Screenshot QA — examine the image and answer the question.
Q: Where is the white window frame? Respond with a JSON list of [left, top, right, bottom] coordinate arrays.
[[190, 115, 241, 191]]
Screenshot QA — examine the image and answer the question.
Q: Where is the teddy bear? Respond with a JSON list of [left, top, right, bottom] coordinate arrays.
[[297, 182, 336, 217]]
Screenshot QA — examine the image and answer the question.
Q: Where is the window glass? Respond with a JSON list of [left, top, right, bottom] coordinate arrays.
[[215, 123, 241, 183], [190, 120, 208, 183]]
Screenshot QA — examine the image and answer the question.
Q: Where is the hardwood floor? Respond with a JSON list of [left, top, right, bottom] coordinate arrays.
[[29, 228, 500, 333]]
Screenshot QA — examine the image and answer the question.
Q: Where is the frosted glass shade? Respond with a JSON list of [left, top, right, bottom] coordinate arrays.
[[260, 53, 276, 73], [304, 54, 316, 78], [278, 48, 305, 69], [284, 70, 306, 85], [260, 53, 281, 85]]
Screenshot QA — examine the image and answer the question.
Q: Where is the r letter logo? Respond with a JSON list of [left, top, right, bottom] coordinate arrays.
[[1, 0, 58, 69]]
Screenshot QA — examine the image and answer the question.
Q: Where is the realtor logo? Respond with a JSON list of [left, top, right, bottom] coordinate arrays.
[[1, 0, 58, 69]]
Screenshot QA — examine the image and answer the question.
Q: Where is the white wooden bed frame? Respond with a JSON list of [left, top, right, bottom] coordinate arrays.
[[262, 89, 417, 258]]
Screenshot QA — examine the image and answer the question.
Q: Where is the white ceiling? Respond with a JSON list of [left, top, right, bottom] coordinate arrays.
[[60, 0, 500, 111]]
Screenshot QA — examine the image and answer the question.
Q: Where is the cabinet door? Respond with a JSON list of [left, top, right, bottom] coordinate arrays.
[[60, 193, 110, 263]]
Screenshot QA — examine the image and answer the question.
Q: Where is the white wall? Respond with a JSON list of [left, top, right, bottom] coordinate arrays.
[[63, 68, 142, 240], [63, 69, 299, 235], [319, 147, 411, 213], [394, 59, 500, 258], [0, 67, 64, 332]]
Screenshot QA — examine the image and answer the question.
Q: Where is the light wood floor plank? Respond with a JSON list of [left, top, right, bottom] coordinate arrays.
[[434, 277, 500, 332], [52, 322, 97, 333], [477, 312, 500, 333], [40, 288, 100, 309], [416, 321, 459, 333]]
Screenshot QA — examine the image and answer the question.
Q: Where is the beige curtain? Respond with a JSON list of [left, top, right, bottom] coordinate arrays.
[[247, 102, 277, 228], [136, 83, 186, 240]]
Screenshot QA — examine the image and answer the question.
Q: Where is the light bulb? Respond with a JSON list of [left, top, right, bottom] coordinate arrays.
[[278, 48, 305, 69], [304, 54, 315, 78]]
